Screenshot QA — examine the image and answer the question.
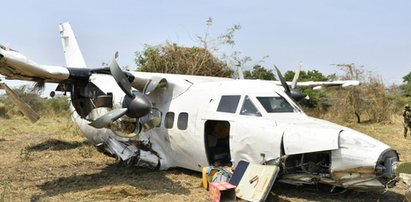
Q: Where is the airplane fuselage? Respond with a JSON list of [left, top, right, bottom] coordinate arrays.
[[71, 72, 398, 190]]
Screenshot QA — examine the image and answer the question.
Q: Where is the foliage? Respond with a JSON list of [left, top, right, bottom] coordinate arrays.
[[282, 69, 329, 109], [399, 72, 411, 96], [243, 65, 276, 80], [284, 70, 328, 82], [385, 84, 411, 116], [135, 43, 233, 77], [299, 88, 329, 108], [135, 18, 245, 77], [323, 64, 392, 123], [44, 96, 70, 114], [0, 85, 70, 119], [0, 86, 45, 115], [403, 72, 411, 83], [399, 83, 411, 97]]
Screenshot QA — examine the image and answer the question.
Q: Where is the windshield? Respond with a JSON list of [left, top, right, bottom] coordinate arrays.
[[257, 96, 296, 113], [240, 95, 262, 117]]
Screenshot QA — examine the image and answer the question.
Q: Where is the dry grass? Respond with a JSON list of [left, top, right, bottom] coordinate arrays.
[[0, 115, 409, 201]]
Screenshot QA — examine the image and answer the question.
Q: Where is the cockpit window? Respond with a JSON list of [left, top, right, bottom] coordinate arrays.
[[240, 95, 262, 117], [217, 95, 241, 113], [257, 96, 295, 113]]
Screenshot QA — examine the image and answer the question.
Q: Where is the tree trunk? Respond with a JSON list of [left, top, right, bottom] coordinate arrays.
[[0, 104, 5, 118], [354, 111, 361, 123]]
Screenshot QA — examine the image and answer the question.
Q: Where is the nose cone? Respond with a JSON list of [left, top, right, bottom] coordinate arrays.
[[375, 149, 399, 187]]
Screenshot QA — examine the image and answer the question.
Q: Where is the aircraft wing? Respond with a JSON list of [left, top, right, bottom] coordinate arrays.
[[0, 21, 89, 83], [273, 80, 360, 89], [291, 80, 360, 88], [0, 45, 70, 83]]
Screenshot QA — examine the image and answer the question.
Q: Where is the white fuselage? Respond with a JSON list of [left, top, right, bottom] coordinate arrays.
[[71, 72, 395, 190]]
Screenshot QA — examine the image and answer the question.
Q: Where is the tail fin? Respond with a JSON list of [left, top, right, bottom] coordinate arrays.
[[59, 22, 87, 67]]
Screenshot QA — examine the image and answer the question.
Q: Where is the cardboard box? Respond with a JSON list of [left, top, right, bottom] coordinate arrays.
[[209, 181, 236, 202], [229, 160, 279, 202]]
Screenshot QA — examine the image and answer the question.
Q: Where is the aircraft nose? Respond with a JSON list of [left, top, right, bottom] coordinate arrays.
[[375, 149, 399, 187]]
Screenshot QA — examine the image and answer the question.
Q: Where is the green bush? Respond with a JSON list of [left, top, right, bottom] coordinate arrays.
[[42, 96, 70, 115], [0, 85, 70, 118]]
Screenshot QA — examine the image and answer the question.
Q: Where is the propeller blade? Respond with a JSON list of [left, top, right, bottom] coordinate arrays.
[[291, 63, 302, 89], [0, 83, 40, 123], [99, 53, 153, 127], [274, 65, 290, 94], [109, 52, 133, 98], [89, 108, 128, 128]]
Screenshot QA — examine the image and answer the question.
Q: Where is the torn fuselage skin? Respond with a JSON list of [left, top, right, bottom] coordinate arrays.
[[278, 129, 399, 190]]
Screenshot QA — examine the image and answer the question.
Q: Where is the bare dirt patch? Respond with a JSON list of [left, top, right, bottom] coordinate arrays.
[[0, 115, 409, 201]]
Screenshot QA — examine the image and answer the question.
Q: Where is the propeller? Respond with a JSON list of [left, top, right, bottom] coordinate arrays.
[[89, 53, 152, 128], [274, 65, 305, 102], [291, 62, 302, 89], [0, 82, 40, 123]]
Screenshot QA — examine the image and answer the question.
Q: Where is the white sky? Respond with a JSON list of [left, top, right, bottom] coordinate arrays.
[[1, 0, 410, 96]]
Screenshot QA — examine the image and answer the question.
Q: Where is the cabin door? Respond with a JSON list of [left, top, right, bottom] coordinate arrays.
[[204, 120, 232, 166]]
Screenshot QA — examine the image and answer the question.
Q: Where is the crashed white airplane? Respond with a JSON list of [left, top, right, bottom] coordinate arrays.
[[0, 22, 407, 192]]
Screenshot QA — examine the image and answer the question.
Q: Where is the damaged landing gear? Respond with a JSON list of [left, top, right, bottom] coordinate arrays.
[[96, 136, 161, 169]]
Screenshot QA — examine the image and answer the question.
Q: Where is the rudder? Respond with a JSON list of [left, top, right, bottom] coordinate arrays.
[[59, 22, 87, 68]]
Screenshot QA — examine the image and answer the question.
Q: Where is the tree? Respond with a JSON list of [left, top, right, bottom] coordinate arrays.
[[0, 85, 70, 118], [400, 84, 411, 97], [135, 43, 232, 77], [399, 72, 411, 96], [283, 69, 329, 109], [243, 65, 276, 80], [135, 18, 241, 77], [284, 70, 328, 82], [329, 64, 390, 123], [403, 72, 411, 83]]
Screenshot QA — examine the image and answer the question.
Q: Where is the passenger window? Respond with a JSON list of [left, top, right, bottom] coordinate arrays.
[[217, 95, 241, 113], [177, 112, 189, 130], [240, 96, 262, 117], [165, 112, 175, 129]]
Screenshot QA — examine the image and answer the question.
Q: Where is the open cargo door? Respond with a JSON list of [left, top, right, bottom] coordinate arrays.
[[230, 160, 279, 202]]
